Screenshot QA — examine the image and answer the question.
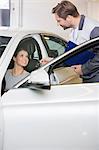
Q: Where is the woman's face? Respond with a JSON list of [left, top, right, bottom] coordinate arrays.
[[14, 50, 29, 67]]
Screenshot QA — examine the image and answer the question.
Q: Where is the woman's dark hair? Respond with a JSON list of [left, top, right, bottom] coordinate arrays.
[[52, 0, 79, 19], [14, 48, 29, 57], [8, 48, 29, 69]]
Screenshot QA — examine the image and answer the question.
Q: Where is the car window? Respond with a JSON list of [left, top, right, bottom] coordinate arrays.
[[16, 37, 42, 60], [41, 34, 67, 57], [48, 38, 99, 85], [0, 36, 11, 57], [2, 37, 99, 94]]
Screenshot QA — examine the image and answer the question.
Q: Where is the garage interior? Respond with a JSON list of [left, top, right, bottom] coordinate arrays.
[[0, 1, 99, 150], [0, 0, 99, 39]]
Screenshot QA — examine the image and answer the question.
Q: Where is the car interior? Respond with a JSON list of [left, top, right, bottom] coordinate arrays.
[[1, 38, 83, 95], [8, 37, 41, 71], [1, 37, 42, 95]]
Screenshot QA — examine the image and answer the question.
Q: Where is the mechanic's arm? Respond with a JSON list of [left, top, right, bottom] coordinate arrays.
[[71, 54, 99, 76], [72, 27, 99, 76], [81, 27, 99, 75]]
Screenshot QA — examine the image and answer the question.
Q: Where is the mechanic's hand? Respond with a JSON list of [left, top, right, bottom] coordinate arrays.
[[71, 65, 83, 75]]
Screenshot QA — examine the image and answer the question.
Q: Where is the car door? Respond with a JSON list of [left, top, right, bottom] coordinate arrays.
[[1, 81, 99, 150]]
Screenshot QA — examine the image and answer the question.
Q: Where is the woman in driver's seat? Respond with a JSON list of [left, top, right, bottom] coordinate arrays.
[[5, 48, 30, 90]]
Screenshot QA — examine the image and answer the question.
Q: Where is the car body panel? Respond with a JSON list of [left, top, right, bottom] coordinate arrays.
[[1, 84, 99, 150]]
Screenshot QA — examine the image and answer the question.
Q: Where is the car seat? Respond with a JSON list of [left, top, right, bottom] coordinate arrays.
[[25, 58, 40, 73]]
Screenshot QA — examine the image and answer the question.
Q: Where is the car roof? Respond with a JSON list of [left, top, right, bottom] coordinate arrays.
[[0, 27, 66, 40]]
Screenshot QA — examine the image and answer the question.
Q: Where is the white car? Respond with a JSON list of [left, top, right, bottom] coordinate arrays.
[[0, 29, 99, 150]]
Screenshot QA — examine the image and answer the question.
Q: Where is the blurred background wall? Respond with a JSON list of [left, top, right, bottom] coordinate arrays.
[[1, 0, 99, 39]]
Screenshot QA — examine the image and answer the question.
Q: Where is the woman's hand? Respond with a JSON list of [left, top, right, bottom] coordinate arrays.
[[40, 57, 53, 65]]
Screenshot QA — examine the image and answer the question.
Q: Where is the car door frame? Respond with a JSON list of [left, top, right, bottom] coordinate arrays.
[[0, 32, 43, 96], [0, 99, 4, 150]]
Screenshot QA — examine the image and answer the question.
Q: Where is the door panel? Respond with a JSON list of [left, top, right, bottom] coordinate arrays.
[[0, 100, 4, 150], [1, 85, 99, 150]]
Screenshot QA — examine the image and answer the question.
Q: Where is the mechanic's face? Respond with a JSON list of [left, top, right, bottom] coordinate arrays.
[[54, 13, 72, 30], [14, 50, 29, 67]]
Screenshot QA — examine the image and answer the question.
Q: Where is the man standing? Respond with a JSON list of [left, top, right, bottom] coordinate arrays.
[[52, 0, 99, 82]]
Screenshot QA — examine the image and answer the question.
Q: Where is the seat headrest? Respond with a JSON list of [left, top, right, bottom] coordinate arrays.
[[16, 37, 36, 58], [25, 59, 40, 73]]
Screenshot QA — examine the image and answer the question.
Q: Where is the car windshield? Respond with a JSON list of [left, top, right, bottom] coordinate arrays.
[[0, 36, 11, 57]]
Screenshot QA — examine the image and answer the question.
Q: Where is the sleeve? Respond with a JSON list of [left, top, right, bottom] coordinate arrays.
[[81, 27, 99, 75], [90, 27, 99, 39], [81, 54, 99, 75]]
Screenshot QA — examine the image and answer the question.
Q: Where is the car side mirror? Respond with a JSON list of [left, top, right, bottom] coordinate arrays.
[[48, 49, 58, 58], [28, 69, 50, 90]]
